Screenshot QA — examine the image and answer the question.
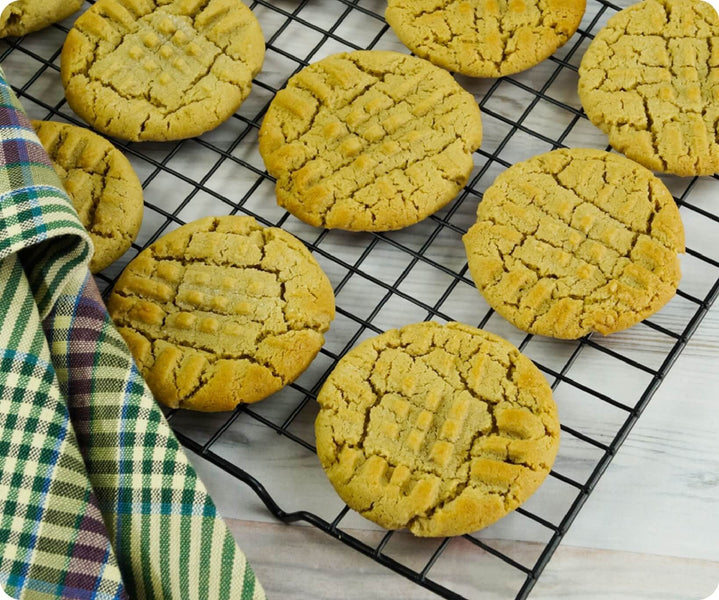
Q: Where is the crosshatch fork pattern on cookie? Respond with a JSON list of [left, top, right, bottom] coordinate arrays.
[[2, 0, 719, 598]]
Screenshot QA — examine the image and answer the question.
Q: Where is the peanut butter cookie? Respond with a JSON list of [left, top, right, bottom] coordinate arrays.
[[107, 216, 336, 411], [385, 0, 586, 78], [32, 120, 144, 273], [0, 0, 83, 38], [578, 0, 719, 176], [463, 148, 685, 339], [258, 50, 483, 231], [315, 320, 559, 537], [61, 0, 265, 142]]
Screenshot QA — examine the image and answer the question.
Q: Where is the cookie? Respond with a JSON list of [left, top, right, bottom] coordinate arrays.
[[258, 50, 482, 231], [32, 120, 144, 273], [107, 215, 335, 412], [315, 320, 559, 537], [385, 0, 586, 78], [0, 0, 83, 38], [61, 0, 265, 142], [463, 148, 685, 339], [578, 0, 719, 176]]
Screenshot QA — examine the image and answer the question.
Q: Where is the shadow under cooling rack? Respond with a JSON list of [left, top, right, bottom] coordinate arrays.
[[2, 0, 719, 598]]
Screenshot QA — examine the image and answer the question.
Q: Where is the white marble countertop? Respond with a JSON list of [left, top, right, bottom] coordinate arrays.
[[2, 0, 718, 598]]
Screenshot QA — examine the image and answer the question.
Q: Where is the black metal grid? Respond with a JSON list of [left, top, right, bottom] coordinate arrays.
[[2, 0, 718, 598]]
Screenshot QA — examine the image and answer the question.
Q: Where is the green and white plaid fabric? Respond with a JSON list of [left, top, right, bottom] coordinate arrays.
[[0, 68, 264, 599]]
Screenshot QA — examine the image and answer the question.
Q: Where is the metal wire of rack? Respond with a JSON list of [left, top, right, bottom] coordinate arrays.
[[1, 0, 718, 598]]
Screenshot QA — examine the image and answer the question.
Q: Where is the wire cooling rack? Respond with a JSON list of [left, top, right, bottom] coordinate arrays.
[[2, 0, 719, 598]]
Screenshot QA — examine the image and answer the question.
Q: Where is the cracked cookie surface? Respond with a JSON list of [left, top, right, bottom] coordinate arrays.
[[385, 0, 586, 78], [107, 215, 336, 411], [315, 320, 559, 537], [258, 50, 482, 231], [463, 148, 685, 339], [578, 0, 719, 176], [33, 120, 144, 273], [0, 0, 83, 38], [61, 0, 265, 141]]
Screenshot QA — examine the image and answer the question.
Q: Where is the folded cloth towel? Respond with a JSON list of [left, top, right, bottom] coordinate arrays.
[[0, 68, 264, 600]]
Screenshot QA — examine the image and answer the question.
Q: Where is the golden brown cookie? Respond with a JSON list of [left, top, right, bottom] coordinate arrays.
[[107, 215, 336, 412], [463, 148, 685, 339], [0, 0, 83, 38], [315, 320, 559, 537], [385, 0, 586, 78], [258, 50, 482, 231], [32, 120, 144, 273], [578, 0, 719, 176], [61, 0, 265, 142]]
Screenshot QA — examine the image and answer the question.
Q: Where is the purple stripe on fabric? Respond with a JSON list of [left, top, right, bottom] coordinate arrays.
[[26, 140, 51, 165], [75, 512, 109, 537], [0, 137, 29, 164], [60, 466, 127, 598], [73, 299, 107, 327], [68, 349, 98, 370], [62, 569, 105, 596], [0, 72, 131, 600], [0, 102, 55, 168], [68, 328, 105, 344], [15, 576, 126, 600], [0, 105, 23, 127], [69, 541, 111, 565], [67, 376, 93, 398], [63, 502, 123, 586], [66, 289, 108, 365]]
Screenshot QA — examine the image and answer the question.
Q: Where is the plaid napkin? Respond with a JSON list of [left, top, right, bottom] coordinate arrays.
[[0, 68, 264, 600]]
